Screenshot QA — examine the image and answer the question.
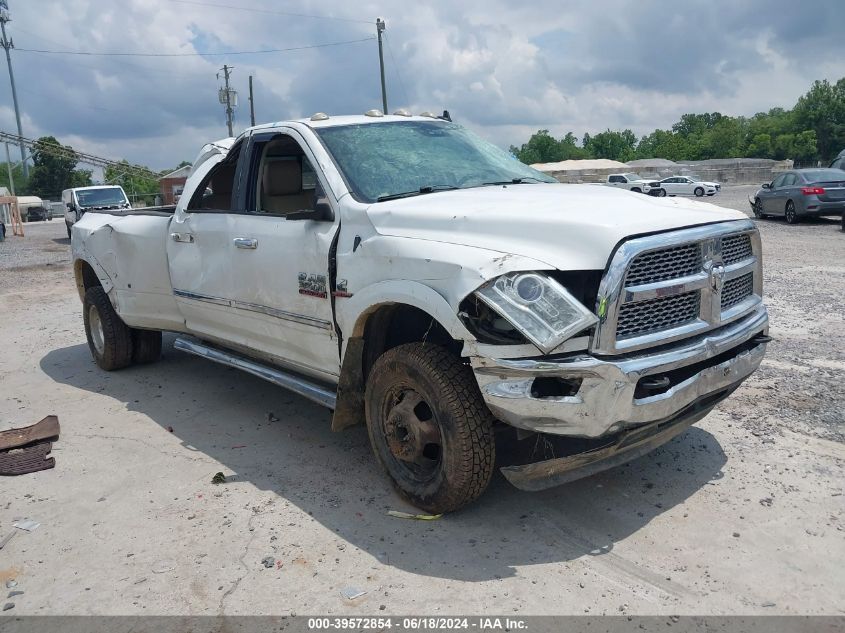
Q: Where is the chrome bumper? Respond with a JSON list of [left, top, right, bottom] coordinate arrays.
[[472, 305, 769, 438]]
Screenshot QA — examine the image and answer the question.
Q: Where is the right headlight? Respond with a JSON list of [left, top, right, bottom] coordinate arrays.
[[474, 272, 598, 354]]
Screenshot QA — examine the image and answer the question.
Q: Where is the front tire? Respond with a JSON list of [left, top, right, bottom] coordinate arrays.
[[753, 198, 766, 219], [364, 343, 495, 513], [694, 187, 704, 197], [83, 286, 133, 371], [785, 200, 798, 224]]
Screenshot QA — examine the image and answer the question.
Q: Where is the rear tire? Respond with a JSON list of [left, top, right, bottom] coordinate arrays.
[[785, 200, 798, 224], [365, 343, 495, 513], [694, 187, 704, 197], [131, 329, 162, 364], [83, 286, 133, 371]]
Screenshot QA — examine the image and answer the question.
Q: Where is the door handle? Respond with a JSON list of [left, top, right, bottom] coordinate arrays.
[[233, 237, 258, 249], [170, 232, 194, 243]]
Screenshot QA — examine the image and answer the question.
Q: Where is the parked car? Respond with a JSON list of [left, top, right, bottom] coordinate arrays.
[[750, 168, 845, 224], [830, 149, 845, 171], [605, 173, 661, 195], [71, 113, 769, 512], [63, 185, 131, 238], [659, 176, 720, 197], [26, 206, 50, 222]]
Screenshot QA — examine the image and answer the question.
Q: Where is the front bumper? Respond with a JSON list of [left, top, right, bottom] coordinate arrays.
[[472, 304, 768, 439]]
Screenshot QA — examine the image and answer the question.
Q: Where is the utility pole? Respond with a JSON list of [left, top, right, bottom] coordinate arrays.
[[220, 64, 234, 137], [0, 1, 27, 178], [376, 18, 387, 114], [248, 75, 255, 126]]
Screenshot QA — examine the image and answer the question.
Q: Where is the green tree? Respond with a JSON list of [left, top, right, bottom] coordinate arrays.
[[511, 129, 586, 164], [792, 78, 845, 161], [584, 129, 637, 162], [104, 160, 161, 206], [26, 136, 83, 199]]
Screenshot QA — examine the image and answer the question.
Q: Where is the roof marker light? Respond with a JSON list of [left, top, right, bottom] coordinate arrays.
[[418, 111, 436, 118], [392, 109, 411, 117], [310, 112, 330, 121], [364, 109, 384, 117]]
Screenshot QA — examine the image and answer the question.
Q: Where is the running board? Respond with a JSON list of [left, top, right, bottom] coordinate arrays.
[[173, 338, 337, 410]]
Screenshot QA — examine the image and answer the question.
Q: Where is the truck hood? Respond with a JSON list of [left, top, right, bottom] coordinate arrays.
[[366, 183, 747, 271]]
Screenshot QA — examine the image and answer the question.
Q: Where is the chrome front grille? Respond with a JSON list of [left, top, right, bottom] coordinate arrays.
[[721, 234, 752, 265], [593, 221, 763, 354], [722, 272, 754, 310], [626, 243, 702, 285], [617, 291, 700, 338]]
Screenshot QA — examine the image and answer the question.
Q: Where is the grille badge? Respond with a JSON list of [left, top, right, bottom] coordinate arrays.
[[709, 263, 725, 294]]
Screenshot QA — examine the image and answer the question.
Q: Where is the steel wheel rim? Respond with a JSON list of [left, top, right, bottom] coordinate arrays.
[[380, 386, 443, 482], [88, 304, 105, 355]]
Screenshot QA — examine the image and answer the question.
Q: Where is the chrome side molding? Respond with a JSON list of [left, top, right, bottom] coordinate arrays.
[[174, 338, 337, 410]]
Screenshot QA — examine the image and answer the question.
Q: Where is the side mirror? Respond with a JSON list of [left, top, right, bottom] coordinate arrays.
[[761, 183, 771, 189], [286, 195, 334, 222], [66, 202, 73, 210]]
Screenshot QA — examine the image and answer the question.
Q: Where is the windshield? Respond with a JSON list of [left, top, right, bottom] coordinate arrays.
[[622, 173, 645, 180], [315, 120, 556, 202], [75, 188, 129, 208]]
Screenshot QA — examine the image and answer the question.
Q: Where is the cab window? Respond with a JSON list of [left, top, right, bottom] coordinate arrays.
[[187, 142, 242, 212], [248, 134, 316, 216]]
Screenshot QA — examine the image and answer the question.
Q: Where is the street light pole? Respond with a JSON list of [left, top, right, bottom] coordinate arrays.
[[376, 18, 387, 114], [0, 3, 28, 179]]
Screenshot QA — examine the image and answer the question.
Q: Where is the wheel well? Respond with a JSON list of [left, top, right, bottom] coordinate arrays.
[[361, 304, 461, 380], [331, 303, 463, 432], [74, 260, 102, 301]]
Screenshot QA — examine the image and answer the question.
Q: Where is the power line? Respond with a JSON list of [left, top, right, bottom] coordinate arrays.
[[0, 130, 162, 179], [13, 36, 376, 58], [384, 32, 409, 107], [168, 0, 374, 25]]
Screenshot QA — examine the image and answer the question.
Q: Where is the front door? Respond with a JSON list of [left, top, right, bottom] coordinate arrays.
[[761, 173, 787, 214], [226, 130, 341, 382]]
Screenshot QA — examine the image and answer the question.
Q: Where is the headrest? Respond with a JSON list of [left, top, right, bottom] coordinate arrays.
[[263, 160, 302, 196], [211, 164, 235, 195]]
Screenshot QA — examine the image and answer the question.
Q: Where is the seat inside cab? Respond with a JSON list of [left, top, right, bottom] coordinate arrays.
[[258, 136, 316, 215]]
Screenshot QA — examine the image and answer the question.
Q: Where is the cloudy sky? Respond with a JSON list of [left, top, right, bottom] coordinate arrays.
[[1, 0, 843, 173]]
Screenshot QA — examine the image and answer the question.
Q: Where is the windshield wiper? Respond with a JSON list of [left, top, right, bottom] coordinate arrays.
[[474, 177, 545, 187], [376, 184, 459, 202]]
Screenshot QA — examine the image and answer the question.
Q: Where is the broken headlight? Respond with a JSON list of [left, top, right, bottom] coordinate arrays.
[[474, 272, 598, 354]]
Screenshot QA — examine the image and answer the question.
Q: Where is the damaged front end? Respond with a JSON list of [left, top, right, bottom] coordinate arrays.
[[463, 220, 770, 491]]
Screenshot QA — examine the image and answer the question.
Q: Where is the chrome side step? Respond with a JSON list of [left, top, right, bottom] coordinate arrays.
[[173, 338, 337, 410]]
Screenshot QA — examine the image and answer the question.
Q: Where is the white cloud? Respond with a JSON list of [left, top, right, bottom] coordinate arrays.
[[0, 0, 841, 171]]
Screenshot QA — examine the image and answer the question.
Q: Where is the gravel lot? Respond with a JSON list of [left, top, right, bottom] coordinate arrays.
[[0, 189, 842, 616]]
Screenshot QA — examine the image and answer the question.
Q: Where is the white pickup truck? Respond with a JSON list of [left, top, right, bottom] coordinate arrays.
[[63, 185, 132, 238], [71, 113, 769, 512], [606, 173, 664, 196]]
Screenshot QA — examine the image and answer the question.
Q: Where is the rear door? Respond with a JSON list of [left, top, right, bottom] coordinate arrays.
[[225, 129, 341, 382], [167, 140, 243, 345]]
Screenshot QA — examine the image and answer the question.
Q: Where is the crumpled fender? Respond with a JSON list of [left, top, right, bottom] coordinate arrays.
[[338, 279, 473, 347]]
